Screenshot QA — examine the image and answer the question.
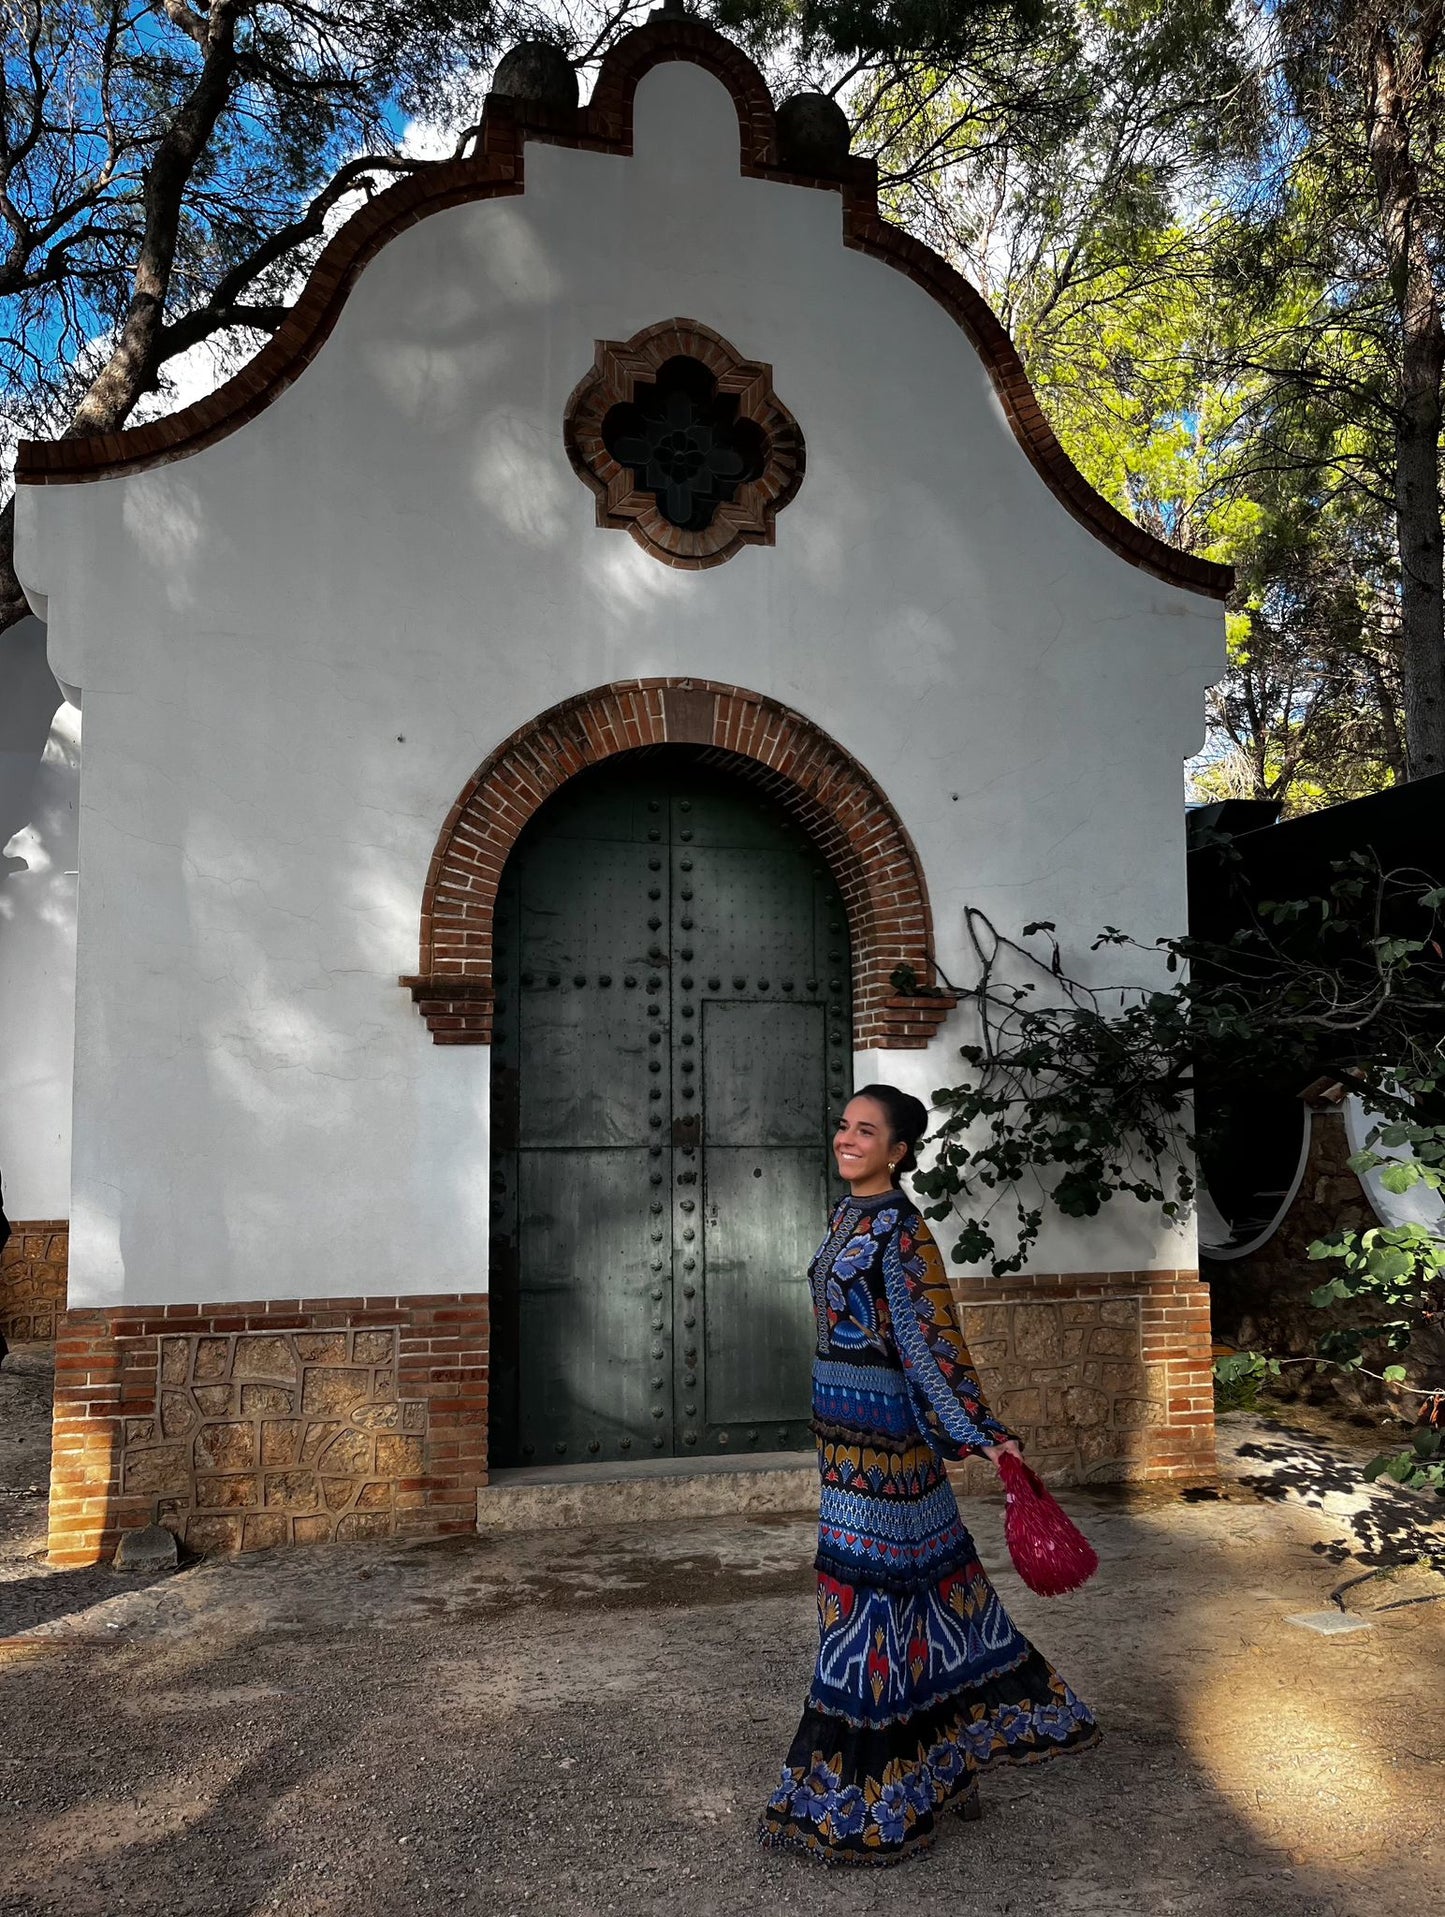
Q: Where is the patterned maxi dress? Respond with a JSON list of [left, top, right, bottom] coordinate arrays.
[[758, 1186, 1100, 1867]]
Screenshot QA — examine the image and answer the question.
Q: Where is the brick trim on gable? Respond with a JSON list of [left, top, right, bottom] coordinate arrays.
[[14, 19, 1230, 602], [400, 678, 956, 1050]]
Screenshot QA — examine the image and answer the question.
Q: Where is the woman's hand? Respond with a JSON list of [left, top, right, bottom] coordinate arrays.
[[978, 1438, 1024, 1465]]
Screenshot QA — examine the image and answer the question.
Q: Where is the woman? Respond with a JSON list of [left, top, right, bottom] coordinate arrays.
[[758, 1085, 1100, 1867]]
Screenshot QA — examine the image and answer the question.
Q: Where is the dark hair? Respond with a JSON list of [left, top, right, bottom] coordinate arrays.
[[851, 1083, 929, 1179]]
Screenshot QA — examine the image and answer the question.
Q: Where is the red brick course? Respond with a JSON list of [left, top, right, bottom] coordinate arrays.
[[400, 677, 957, 1049], [14, 17, 1229, 603]]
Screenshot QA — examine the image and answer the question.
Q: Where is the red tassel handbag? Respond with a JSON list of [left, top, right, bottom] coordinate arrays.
[[997, 1452, 1099, 1597]]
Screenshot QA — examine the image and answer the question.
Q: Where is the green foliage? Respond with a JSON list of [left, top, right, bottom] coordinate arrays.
[[921, 860, 1444, 1488], [1212, 1349, 1281, 1411]]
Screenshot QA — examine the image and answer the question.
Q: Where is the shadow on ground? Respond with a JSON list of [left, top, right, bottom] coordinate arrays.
[[2, 1368, 1440, 1917]]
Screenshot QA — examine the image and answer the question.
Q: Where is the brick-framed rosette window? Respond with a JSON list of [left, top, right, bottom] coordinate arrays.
[[564, 318, 804, 568]]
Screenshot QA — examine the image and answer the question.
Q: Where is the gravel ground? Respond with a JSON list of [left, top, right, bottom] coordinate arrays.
[[2, 1349, 1442, 1917]]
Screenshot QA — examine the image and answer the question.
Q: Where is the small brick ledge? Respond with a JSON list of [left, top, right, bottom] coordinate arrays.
[[1, 1220, 69, 1343], [47, 1294, 488, 1567], [14, 16, 1229, 603]]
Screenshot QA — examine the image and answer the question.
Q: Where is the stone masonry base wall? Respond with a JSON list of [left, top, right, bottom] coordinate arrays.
[[1, 1220, 69, 1343], [48, 1296, 488, 1567], [948, 1267, 1216, 1497], [49, 1269, 1210, 1563]]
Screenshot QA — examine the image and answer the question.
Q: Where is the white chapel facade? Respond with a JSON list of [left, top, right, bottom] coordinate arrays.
[[6, 17, 1226, 1563]]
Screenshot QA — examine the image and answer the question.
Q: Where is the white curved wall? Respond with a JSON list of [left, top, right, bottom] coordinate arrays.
[[0, 615, 77, 1219], [15, 60, 1223, 1307]]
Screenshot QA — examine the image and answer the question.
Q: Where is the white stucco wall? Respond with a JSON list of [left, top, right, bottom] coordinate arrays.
[[15, 59, 1223, 1308], [0, 615, 78, 1220]]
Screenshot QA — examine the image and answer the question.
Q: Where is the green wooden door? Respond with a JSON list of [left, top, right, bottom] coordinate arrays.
[[490, 751, 851, 1468]]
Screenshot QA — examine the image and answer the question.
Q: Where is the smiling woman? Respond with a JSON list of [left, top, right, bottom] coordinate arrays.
[[758, 1086, 1101, 1867]]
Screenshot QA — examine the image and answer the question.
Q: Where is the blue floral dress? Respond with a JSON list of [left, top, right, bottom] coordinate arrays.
[[758, 1186, 1099, 1867]]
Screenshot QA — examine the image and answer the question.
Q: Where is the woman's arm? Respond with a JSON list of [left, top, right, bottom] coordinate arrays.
[[879, 1208, 1020, 1462]]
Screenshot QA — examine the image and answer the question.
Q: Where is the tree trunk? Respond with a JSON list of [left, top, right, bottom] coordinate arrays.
[[68, 8, 239, 437], [1366, 27, 1445, 778]]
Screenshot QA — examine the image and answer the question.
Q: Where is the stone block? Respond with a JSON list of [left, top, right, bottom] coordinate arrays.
[[356, 1482, 393, 1510], [1088, 1327, 1138, 1359], [353, 1332, 394, 1365], [114, 1523, 179, 1573], [124, 1418, 157, 1445], [233, 1334, 300, 1381], [301, 1420, 345, 1464], [1098, 1361, 1148, 1393], [160, 1337, 190, 1383], [194, 1421, 257, 1472], [966, 1340, 1009, 1369], [261, 1419, 304, 1466], [301, 1366, 369, 1416], [1061, 1329, 1086, 1360], [242, 1513, 290, 1551], [372, 1371, 395, 1397], [994, 1388, 1042, 1425], [193, 1384, 236, 1416], [1063, 1386, 1111, 1426], [1114, 1396, 1168, 1427], [1012, 1305, 1063, 1363], [336, 1510, 393, 1542], [187, 1514, 244, 1554], [1060, 1303, 1102, 1327], [401, 1402, 427, 1434], [121, 1445, 190, 1494], [351, 1403, 401, 1430], [292, 1515, 333, 1545], [1080, 1428, 1149, 1464], [160, 1390, 199, 1438], [264, 1470, 319, 1512], [193, 1337, 231, 1381], [1100, 1300, 1138, 1326], [323, 1477, 354, 1511], [195, 1473, 257, 1509], [1030, 1366, 1076, 1386], [294, 1333, 348, 1364], [241, 1384, 296, 1416], [318, 1429, 373, 1477], [961, 1306, 1008, 1345], [375, 1434, 425, 1475]]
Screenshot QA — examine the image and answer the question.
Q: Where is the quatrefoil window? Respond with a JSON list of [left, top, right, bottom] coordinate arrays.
[[564, 319, 805, 568], [601, 357, 767, 532]]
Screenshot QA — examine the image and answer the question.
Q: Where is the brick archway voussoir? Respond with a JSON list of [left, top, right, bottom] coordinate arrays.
[[401, 680, 954, 1049]]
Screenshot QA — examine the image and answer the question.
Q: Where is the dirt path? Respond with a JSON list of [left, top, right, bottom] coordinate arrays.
[[2, 1350, 1442, 1917]]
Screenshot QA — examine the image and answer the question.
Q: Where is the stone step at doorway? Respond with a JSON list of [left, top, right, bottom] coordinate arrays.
[[476, 1450, 818, 1534]]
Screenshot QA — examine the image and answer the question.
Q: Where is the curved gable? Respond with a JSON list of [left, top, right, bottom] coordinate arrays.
[[15, 16, 1229, 600]]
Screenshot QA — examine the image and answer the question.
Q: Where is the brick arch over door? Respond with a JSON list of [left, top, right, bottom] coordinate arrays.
[[401, 680, 956, 1050]]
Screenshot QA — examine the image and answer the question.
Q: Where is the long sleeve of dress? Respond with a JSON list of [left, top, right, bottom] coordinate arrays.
[[880, 1207, 1016, 1459]]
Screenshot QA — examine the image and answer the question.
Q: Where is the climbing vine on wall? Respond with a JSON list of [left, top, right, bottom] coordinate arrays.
[[905, 846, 1445, 1491]]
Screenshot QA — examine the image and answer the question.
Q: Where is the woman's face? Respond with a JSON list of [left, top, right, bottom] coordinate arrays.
[[833, 1096, 899, 1190]]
